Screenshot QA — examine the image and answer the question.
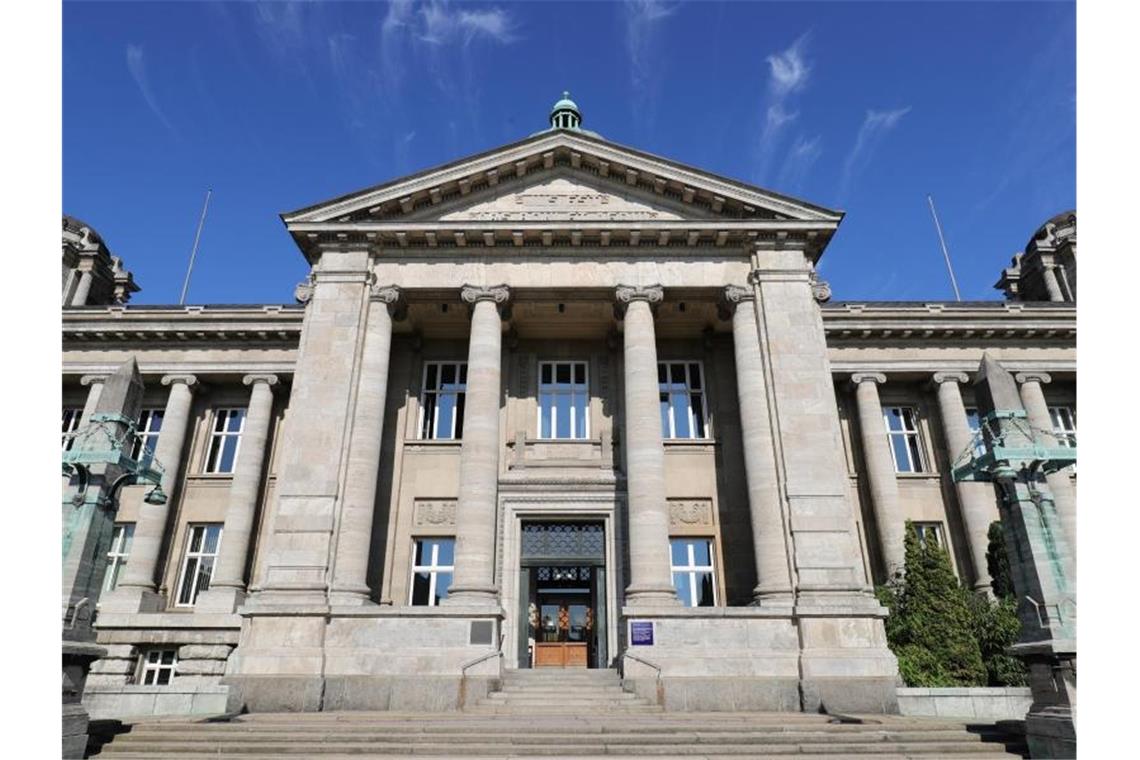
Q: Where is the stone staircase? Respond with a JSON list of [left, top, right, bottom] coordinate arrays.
[[468, 667, 662, 713], [91, 669, 1028, 758]]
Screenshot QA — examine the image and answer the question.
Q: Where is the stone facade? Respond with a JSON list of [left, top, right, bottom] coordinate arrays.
[[64, 98, 1076, 718]]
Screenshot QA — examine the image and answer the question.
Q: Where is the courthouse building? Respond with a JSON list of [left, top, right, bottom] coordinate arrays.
[[62, 95, 1076, 718]]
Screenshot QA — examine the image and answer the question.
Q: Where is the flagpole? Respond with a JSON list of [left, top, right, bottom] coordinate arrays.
[[927, 194, 962, 302], [179, 189, 212, 305]]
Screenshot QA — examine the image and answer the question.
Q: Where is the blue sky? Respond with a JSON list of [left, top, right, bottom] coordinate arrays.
[[62, 0, 1075, 305]]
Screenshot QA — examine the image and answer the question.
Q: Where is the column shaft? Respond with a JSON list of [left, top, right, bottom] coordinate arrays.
[[1016, 375, 1077, 558], [617, 286, 677, 605], [330, 288, 398, 604], [71, 270, 94, 306], [108, 375, 198, 611], [447, 286, 508, 604], [196, 375, 277, 612], [725, 287, 792, 604], [79, 376, 106, 425], [1042, 266, 1065, 302], [933, 373, 999, 593], [852, 374, 906, 578]]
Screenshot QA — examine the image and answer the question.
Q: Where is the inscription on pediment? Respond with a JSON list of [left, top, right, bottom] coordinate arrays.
[[439, 176, 687, 222]]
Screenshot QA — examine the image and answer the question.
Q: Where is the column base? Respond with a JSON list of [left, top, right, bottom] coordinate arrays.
[[442, 584, 500, 607], [328, 589, 378, 607], [751, 588, 796, 608], [194, 586, 248, 614], [1026, 706, 1076, 759], [625, 585, 681, 606], [98, 586, 167, 614]]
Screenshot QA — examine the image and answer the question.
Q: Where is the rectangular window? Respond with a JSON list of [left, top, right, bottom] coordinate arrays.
[[409, 538, 454, 606], [1048, 406, 1077, 448], [538, 361, 589, 439], [964, 408, 987, 459], [104, 523, 135, 592], [131, 409, 165, 460], [62, 408, 82, 450], [883, 406, 926, 473], [658, 362, 709, 440], [204, 408, 246, 473], [670, 538, 716, 607], [419, 362, 467, 440], [137, 649, 177, 686], [175, 524, 222, 607], [912, 521, 944, 549]]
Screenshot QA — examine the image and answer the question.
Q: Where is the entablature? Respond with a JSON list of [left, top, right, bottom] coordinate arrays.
[[821, 301, 1076, 341]]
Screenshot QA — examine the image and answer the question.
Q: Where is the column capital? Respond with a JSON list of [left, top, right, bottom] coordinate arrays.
[[370, 284, 407, 320], [716, 284, 754, 318], [850, 371, 887, 387], [1015, 371, 1052, 386], [79, 374, 109, 387], [614, 284, 663, 318], [460, 284, 510, 305], [931, 371, 970, 386], [160, 373, 199, 389], [243, 373, 280, 389]]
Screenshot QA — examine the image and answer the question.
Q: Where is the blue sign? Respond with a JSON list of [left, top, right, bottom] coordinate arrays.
[[630, 621, 654, 646]]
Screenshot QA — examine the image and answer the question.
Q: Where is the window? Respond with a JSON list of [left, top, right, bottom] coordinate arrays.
[[419, 362, 466, 440], [204, 408, 245, 473], [137, 649, 177, 685], [1049, 406, 1077, 448], [670, 538, 716, 607], [104, 523, 135, 592], [659, 362, 709, 440], [131, 409, 164, 460], [883, 406, 926, 473], [538, 361, 589, 439], [410, 538, 454, 606], [62, 408, 81, 450], [964, 408, 987, 459], [175, 524, 222, 607], [912, 522, 944, 549]]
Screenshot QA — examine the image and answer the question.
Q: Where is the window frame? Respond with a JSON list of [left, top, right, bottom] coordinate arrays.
[[536, 360, 590, 440], [130, 408, 165, 461], [964, 407, 987, 459], [912, 521, 945, 550], [669, 537, 717, 607], [882, 405, 926, 473], [136, 648, 178, 686], [203, 408, 246, 474], [62, 408, 82, 450], [409, 537, 455, 607], [104, 523, 135, 592], [174, 523, 223, 608], [418, 361, 468, 440], [1048, 405, 1077, 448], [658, 361, 711, 441]]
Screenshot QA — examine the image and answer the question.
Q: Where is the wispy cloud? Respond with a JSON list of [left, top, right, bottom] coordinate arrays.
[[776, 134, 822, 193], [126, 44, 178, 139], [419, 2, 517, 45], [755, 33, 812, 184], [623, 0, 677, 133], [838, 107, 911, 201]]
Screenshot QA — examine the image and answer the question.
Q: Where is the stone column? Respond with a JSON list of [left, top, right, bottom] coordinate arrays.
[[79, 375, 108, 425], [851, 373, 906, 578], [445, 284, 510, 605], [1015, 372, 1077, 556], [932, 372, 999, 593], [1042, 266, 1065, 302], [196, 374, 278, 613], [616, 285, 678, 606], [103, 374, 198, 613], [723, 285, 793, 605], [329, 285, 402, 605], [71, 269, 94, 306]]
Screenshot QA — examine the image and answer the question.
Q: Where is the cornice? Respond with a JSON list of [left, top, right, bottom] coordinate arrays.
[[821, 301, 1076, 342], [62, 304, 304, 346]]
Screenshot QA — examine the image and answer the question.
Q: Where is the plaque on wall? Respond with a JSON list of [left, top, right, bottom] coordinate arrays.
[[630, 621, 654, 646]]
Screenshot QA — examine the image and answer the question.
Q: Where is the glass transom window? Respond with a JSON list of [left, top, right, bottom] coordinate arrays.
[[670, 538, 716, 607], [175, 524, 222, 607], [138, 649, 177, 686], [131, 409, 164, 460], [410, 538, 454, 606], [104, 523, 135, 592], [883, 406, 925, 473], [204, 408, 245, 474], [420, 362, 467, 440], [538, 361, 589, 439], [659, 362, 708, 440]]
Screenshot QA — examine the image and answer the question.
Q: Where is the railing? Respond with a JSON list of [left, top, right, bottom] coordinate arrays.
[[620, 652, 664, 707], [457, 632, 504, 709]]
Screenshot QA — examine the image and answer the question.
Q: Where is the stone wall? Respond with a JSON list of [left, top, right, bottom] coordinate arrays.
[[897, 687, 1032, 721]]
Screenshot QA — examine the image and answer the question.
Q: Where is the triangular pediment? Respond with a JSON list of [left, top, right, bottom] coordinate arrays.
[[283, 131, 842, 227]]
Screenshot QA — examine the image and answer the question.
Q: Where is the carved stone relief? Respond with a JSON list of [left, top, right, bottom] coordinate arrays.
[[413, 500, 457, 528], [668, 499, 715, 529]]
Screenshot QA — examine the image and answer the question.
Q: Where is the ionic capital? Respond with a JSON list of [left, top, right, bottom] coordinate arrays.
[[460, 284, 510, 305], [810, 271, 832, 303], [931, 371, 969, 386], [80, 374, 110, 387], [294, 273, 315, 305], [718, 285, 754, 320], [614, 284, 663, 319], [850, 372, 888, 388], [370, 284, 407, 320], [1014, 371, 1052, 386], [242, 373, 280, 390], [161, 374, 199, 390]]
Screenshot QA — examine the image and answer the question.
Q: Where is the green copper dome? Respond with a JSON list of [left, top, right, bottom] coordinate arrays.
[[536, 90, 603, 139]]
